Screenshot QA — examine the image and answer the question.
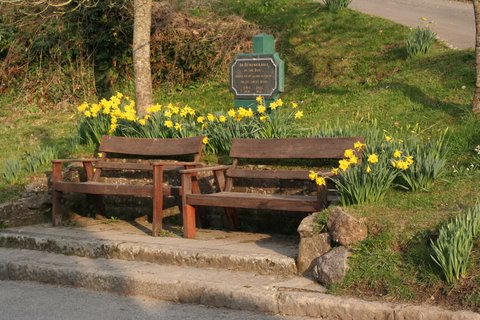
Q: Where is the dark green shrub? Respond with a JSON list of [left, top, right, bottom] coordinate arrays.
[[405, 27, 436, 57], [323, 0, 351, 12]]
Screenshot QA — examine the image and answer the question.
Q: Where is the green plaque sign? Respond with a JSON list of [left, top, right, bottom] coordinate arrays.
[[230, 54, 279, 100], [230, 33, 284, 109]]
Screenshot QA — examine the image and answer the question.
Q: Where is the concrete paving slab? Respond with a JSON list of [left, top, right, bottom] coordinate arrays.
[[0, 247, 477, 320], [0, 222, 298, 275]]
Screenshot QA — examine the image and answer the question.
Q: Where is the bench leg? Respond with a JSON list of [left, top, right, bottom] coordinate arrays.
[[224, 208, 239, 230], [52, 190, 63, 226], [183, 204, 196, 239], [152, 165, 164, 237]]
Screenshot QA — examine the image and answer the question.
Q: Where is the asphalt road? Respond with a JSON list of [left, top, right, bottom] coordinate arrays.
[[349, 0, 475, 49], [0, 280, 308, 320]]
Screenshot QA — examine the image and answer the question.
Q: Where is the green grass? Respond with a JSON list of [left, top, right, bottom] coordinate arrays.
[[1, 0, 480, 310]]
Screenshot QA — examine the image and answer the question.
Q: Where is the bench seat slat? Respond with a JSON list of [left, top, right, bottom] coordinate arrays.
[[228, 169, 310, 180], [95, 161, 188, 171], [186, 192, 321, 212], [54, 181, 180, 197]]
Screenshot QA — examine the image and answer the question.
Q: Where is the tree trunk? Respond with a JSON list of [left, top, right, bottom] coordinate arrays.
[[133, 0, 153, 117], [473, 0, 480, 116]]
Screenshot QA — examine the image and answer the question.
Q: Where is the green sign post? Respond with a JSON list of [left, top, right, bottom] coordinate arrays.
[[230, 33, 285, 110]]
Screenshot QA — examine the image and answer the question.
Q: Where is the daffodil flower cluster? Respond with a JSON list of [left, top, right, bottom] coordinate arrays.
[[77, 93, 304, 150], [308, 171, 326, 186]]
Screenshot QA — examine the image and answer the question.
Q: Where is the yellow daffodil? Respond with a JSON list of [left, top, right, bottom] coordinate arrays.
[[256, 96, 263, 103], [406, 155, 414, 165], [366, 165, 372, 173], [259, 115, 267, 122], [291, 102, 298, 109], [308, 170, 317, 181], [84, 110, 92, 117], [197, 116, 205, 123], [174, 122, 182, 131], [294, 111, 303, 119], [270, 102, 278, 110], [97, 153, 103, 158], [315, 176, 326, 186], [339, 159, 350, 171], [354, 141, 365, 151], [228, 109, 236, 117], [348, 155, 359, 165], [138, 119, 146, 126], [146, 104, 162, 114], [164, 120, 173, 128], [207, 113, 216, 122], [257, 105, 266, 114], [393, 149, 402, 158], [276, 99, 283, 107], [344, 149, 355, 159], [219, 115, 227, 123], [385, 135, 392, 142], [77, 102, 88, 112], [331, 168, 339, 175], [164, 110, 172, 118], [367, 153, 379, 164], [202, 137, 209, 145]]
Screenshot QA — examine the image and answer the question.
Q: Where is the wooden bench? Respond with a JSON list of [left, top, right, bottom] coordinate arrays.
[[52, 135, 204, 236], [180, 137, 364, 239]]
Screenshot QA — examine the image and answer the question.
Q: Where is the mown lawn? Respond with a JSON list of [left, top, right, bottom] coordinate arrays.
[[1, 0, 479, 310]]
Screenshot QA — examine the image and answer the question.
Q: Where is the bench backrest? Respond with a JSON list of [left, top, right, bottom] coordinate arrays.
[[230, 137, 364, 160], [227, 137, 364, 181], [98, 136, 204, 161]]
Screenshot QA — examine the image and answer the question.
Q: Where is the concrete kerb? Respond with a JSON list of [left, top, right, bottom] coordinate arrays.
[[0, 248, 478, 320], [0, 230, 297, 276]]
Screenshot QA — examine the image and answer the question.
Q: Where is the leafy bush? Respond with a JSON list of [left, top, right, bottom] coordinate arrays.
[[431, 201, 480, 285], [323, 0, 351, 12], [405, 27, 436, 57], [2, 159, 21, 184]]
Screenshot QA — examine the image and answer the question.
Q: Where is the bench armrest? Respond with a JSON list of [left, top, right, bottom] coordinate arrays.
[[316, 170, 335, 178], [180, 165, 231, 174]]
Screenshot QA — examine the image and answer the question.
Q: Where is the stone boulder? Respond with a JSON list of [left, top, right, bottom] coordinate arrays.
[[313, 246, 351, 286], [296, 213, 331, 275], [327, 207, 367, 247]]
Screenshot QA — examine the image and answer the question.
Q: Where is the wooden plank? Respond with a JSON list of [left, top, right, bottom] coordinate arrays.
[[229, 137, 364, 159], [55, 181, 153, 197], [186, 192, 320, 212], [152, 165, 164, 236], [228, 169, 309, 180], [98, 136, 204, 157]]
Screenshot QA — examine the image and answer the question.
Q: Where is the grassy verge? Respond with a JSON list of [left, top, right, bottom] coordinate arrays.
[[1, 0, 479, 310]]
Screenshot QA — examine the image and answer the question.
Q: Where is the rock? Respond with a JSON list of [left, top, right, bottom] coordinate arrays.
[[327, 207, 367, 247], [313, 246, 351, 286], [297, 212, 332, 275], [297, 212, 317, 238], [297, 233, 331, 275], [22, 175, 49, 197], [0, 193, 51, 227]]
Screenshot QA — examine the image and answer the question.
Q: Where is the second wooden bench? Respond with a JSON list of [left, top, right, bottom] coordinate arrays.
[[180, 137, 364, 238]]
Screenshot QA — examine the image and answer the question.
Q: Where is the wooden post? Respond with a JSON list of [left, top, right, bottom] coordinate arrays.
[[152, 164, 164, 236], [51, 161, 63, 226], [181, 173, 196, 238]]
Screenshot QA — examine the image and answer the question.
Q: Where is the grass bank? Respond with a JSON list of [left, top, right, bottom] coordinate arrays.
[[1, 0, 479, 310]]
